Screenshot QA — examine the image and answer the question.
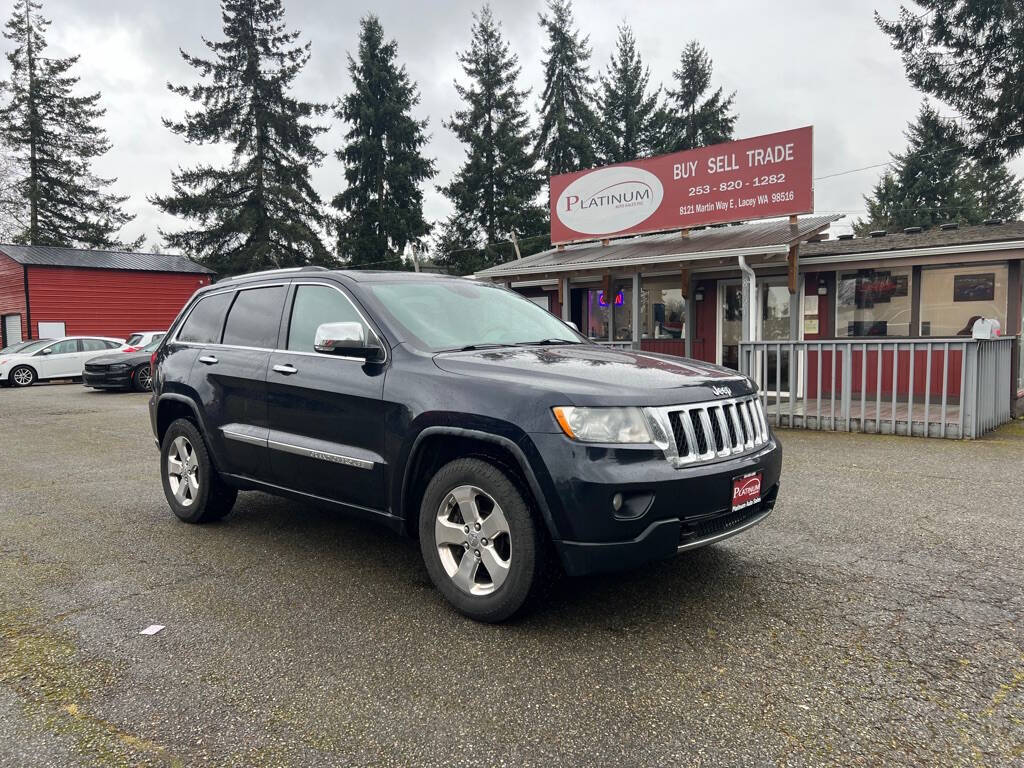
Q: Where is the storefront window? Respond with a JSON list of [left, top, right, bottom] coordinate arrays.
[[583, 288, 611, 341], [836, 268, 913, 337], [612, 285, 633, 341], [640, 276, 685, 339], [919, 264, 1008, 337]]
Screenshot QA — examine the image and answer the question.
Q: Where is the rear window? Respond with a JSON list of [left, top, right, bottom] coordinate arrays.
[[222, 286, 287, 349], [178, 292, 233, 344]]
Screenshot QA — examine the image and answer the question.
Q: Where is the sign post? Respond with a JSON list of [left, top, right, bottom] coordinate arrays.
[[549, 126, 813, 244]]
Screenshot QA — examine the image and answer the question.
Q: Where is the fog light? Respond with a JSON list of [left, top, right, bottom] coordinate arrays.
[[611, 492, 623, 512]]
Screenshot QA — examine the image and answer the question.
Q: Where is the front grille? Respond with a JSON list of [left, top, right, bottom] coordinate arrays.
[[679, 485, 779, 545], [85, 363, 107, 373], [648, 395, 769, 467]]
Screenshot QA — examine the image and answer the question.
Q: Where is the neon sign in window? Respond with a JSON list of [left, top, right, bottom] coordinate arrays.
[[598, 290, 624, 307]]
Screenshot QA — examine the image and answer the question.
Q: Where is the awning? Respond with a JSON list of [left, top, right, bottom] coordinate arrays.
[[474, 215, 843, 281]]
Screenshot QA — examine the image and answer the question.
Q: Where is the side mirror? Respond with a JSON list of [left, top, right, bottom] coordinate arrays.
[[565, 321, 579, 332], [40, 348, 52, 355], [314, 322, 384, 361]]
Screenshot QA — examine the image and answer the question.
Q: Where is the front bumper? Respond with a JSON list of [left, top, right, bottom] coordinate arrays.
[[529, 431, 783, 576], [83, 370, 132, 389]]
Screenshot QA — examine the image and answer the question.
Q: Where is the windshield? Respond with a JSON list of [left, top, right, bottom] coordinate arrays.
[[126, 334, 144, 346], [1, 339, 51, 356], [366, 281, 583, 352], [141, 339, 162, 352]]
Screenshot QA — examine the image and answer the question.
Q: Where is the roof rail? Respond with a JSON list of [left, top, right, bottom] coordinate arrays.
[[225, 266, 329, 281]]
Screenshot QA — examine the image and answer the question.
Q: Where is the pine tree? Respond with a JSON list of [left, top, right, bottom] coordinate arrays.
[[151, 0, 330, 275], [0, 0, 139, 248], [333, 15, 435, 269], [595, 24, 661, 164], [658, 41, 736, 153], [438, 5, 543, 273], [535, 0, 598, 176], [0, 150, 27, 241], [855, 102, 1022, 234], [877, 1, 1024, 158]]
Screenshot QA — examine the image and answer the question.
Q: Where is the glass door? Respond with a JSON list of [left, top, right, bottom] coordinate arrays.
[[759, 280, 799, 397], [718, 281, 743, 370]]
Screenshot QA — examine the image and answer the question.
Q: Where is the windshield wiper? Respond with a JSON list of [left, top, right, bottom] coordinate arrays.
[[513, 338, 584, 347], [445, 343, 511, 352]]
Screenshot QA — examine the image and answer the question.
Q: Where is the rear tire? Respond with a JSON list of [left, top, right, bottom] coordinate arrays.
[[132, 363, 153, 392], [419, 457, 547, 623], [160, 418, 237, 523], [10, 365, 35, 387]]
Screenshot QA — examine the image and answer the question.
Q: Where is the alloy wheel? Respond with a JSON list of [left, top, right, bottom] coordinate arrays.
[[137, 366, 153, 390], [12, 368, 33, 386], [435, 485, 512, 596], [167, 436, 200, 507]]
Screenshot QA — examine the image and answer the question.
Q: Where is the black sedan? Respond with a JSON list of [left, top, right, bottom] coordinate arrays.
[[83, 339, 158, 392]]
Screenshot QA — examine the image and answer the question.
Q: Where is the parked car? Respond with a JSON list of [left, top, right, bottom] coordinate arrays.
[[83, 339, 161, 392], [122, 331, 165, 352], [150, 268, 780, 622], [0, 336, 126, 387], [0, 338, 52, 355]]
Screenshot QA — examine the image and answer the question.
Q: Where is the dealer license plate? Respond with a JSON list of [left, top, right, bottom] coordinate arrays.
[[732, 472, 762, 512]]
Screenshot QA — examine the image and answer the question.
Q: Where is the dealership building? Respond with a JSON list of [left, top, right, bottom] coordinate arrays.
[[0, 244, 213, 345], [477, 130, 1022, 438]]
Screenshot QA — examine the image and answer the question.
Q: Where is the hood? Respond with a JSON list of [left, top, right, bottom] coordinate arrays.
[[85, 351, 151, 367], [433, 344, 754, 405]]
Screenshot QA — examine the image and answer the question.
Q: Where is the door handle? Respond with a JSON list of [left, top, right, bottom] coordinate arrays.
[[272, 363, 298, 375], [198, 355, 218, 365]]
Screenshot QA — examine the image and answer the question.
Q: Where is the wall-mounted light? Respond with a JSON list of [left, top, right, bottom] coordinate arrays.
[[694, 286, 705, 301], [817, 277, 828, 296]]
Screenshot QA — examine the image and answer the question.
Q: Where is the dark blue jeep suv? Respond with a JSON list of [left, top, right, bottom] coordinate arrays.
[[150, 267, 781, 621]]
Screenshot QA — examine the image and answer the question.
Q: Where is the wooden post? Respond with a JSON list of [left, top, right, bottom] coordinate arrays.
[[680, 268, 690, 297], [601, 272, 612, 299], [787, 244, 799, 295]]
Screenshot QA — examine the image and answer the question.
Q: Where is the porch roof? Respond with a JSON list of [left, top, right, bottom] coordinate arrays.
[[474, 214, 843, 281]]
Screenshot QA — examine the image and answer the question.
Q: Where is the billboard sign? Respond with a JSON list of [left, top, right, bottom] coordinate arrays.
[[550, 126, 813, 244]]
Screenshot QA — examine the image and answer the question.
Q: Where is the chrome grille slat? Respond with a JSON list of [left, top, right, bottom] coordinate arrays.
[[646, 394, 770, 468]]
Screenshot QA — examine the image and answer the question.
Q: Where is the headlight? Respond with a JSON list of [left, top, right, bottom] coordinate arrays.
[[109, 363, 129, 371], [552, 406, 652, 444]]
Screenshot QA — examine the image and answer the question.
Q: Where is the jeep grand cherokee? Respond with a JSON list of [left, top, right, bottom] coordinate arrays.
[[149, 267, 781, 622]]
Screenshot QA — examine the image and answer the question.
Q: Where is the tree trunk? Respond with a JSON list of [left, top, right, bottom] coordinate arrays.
[[25, 2, 39, 244]]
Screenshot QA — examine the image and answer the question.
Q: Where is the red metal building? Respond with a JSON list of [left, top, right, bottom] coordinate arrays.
[[0, 244, 214, 345]]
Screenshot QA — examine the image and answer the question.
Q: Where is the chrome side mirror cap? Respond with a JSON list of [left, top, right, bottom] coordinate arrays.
[[313, 322, 384, 361], [565, 321, 579, 332]]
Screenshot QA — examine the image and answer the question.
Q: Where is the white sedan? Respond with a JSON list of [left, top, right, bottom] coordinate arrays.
[[0, 336, 126, 387]]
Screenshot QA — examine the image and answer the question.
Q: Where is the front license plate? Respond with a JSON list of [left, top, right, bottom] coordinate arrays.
[[732, 472, 762, 512]]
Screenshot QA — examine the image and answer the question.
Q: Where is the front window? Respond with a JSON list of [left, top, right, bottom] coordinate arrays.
[[287, 284, 368, 352], [41, 339, 78, 355], [366, 280, 582, 352], [640, 276, 685, 339], [836, 268, 913, 337], [919, 265, 1008, 337]]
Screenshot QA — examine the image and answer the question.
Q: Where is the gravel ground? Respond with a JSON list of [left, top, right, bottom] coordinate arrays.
[[0, 383, 1021, 767]]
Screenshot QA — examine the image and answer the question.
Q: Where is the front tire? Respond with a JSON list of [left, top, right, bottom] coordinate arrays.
[[419, 458, 546, 623], [160, 418, 237, 523], [132, 363, 153, 392], [10, 365, 35, 387]]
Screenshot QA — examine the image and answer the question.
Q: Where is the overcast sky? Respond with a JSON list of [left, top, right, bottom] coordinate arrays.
[[21, 0, 1024, 247]]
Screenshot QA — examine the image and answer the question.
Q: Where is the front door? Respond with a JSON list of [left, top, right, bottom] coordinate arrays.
[[33, 339, 80, 378], [759, 281, 798, 397], [266, 282, 388, 512], [719, 281, 743, 370]]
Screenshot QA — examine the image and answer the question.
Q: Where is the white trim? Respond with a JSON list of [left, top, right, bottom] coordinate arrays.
[[802, 239, 1024, 266], [510, 278, 558, 288]]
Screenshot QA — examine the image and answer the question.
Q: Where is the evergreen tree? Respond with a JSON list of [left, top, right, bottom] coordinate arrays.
[[151, 0, 330, 275], [595, 24, 662, 163], [877, 1, 1024, 158], [658, 41, 736, 153], [535, 0, 598, 176], [0, 0, 139, 248], [333, 15, 435, 269], [855, 102, 1022, 234], [439, 5, 543, 273], [0, 150, 27, 242]]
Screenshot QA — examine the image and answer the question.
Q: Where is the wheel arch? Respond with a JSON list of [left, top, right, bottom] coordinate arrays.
[[155, 394, 204, 444], [10, 363, 38, 384], [399, 427, 559, 542]]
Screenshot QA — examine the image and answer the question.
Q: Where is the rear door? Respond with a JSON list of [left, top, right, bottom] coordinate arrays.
[[195, 284, 288, 479], [266, 281, 388, 511], [78, 339, 115, 371]]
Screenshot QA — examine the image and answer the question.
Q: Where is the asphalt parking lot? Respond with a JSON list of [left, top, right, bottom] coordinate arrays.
[[1, 384, 1022, 767]]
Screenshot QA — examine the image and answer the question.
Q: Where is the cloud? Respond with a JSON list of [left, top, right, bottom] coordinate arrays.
[[10, 0, 1024, 246]]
